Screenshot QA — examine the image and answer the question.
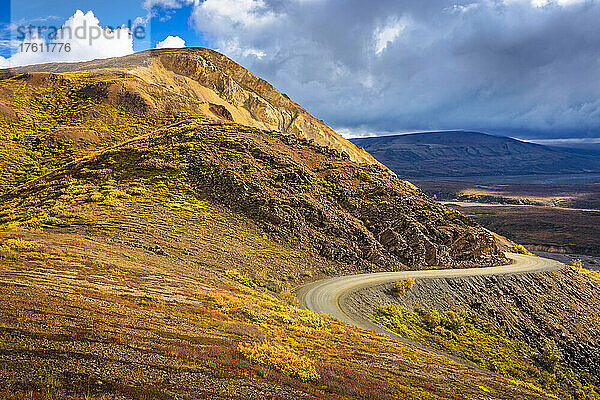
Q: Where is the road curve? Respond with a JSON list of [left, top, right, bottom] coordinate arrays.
[[296, 252, 565, 335], [296, 252, 566, 395]]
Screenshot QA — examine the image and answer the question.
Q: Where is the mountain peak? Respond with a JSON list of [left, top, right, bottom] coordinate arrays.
[[1, 48, 378, 166]]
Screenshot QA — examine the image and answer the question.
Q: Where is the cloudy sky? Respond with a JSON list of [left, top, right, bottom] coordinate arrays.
[[1, 0, 599, 141]]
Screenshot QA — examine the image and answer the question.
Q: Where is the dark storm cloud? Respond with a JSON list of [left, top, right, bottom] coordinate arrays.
[[190, 0, 600, 138]]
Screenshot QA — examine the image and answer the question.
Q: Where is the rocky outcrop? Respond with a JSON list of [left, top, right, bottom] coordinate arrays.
[[176, 121, 505, 269]]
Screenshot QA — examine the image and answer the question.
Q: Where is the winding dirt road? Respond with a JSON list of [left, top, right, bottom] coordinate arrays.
[[297, 252, 565, 339], [296, 252, 567, 391]]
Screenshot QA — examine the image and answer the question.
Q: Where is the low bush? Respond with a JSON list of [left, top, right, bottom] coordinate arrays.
[[238, 341, 320, 382], [533, 339, 563, 373], [1, 238, 38, 252], [571, 262, 600, 286], [322, 266, 337, 276], [224, 269, 257, 288], [391, 277, 415, 296], [516, 244, 534, 256], [421, 309, 441, 329]]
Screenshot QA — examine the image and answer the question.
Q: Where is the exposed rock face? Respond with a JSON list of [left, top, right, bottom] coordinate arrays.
[[2, 48, 378, 166], [208, 103, 234, 121], [175, 121, 505, 269]]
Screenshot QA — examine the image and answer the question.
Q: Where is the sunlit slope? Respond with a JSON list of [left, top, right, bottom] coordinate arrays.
[[0, 48, 378, 184]]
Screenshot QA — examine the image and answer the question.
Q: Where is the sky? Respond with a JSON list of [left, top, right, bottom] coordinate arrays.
[[0, 0, 599, 142]]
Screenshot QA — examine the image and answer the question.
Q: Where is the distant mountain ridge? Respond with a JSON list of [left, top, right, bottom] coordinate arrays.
[[351, 131, 600, 178]]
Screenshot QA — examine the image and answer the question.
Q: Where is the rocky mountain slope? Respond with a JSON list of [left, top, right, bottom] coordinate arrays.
[[0, 49, 505, 269], [351, 131, 600, 178], [0, 119, 504, 270]]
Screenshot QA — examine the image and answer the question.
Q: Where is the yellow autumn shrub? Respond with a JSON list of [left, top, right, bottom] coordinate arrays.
[[238, 341, 319, 382]]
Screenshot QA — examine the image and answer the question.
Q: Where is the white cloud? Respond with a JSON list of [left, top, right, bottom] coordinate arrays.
[[505, 0, 587, 7], [156, 35, 186, 48], [190, 0, 274, 61], [217, 39, 265, 59], [374, 17, 409, 54], [532, 0, 587, 6], [337, 126, 433, 139], [143, 0, 195, 11], [526, 137, 600, 144], [0, 10, 134, 68], [337, 126, 382, 139], [134, 16, 149, 26], [197, 0, 275, 27], [446, 3, 480, 14]]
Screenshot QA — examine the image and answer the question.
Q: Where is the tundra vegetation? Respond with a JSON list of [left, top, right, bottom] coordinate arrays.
[[375, 305, 598, 399], [364, 264, 600, 400]]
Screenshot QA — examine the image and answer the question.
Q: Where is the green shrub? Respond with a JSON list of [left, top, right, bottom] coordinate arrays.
[[572, 264, 600, 286], [355, 170, 374, 184], [238, 341, 319, 382], [391, 278, 415, 296], [224, 269, 257, 288], [534, 339, 563, 373], [421, 309, 441, 329], [322, 266, 337, 276], [516, 244, 534, 256], [441, 311, 465, 333]]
